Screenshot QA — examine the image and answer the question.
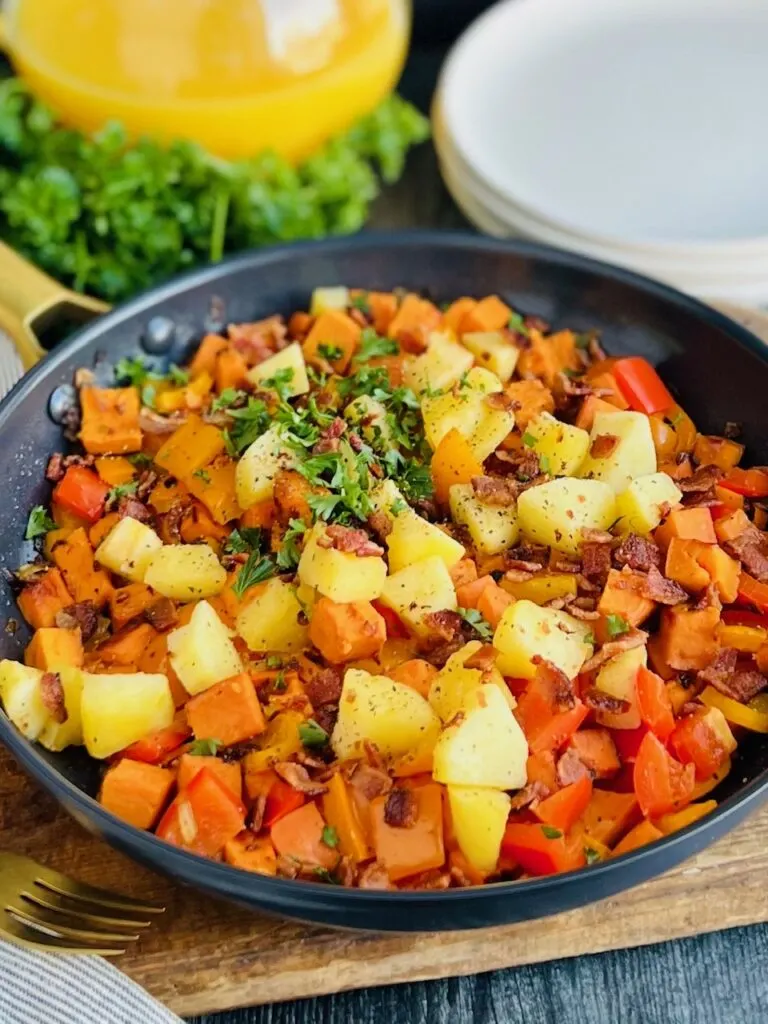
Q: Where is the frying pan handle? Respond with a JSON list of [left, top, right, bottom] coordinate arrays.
[[0, 242, 109, 370]]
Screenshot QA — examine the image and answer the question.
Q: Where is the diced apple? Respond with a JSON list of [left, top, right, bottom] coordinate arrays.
[[462, 331, 520, 382], [0, 660, 47, 740], [379, 556, 457, 635], [525, 412, 590, 476], [403, 331, 474, 394], [331, 668, 441, 762], [421, 367, 501, 450], [594, 646, 646, 729], [95, 516, 162, 583], [144, 544, 227, 601], [168, 600, 243, 695], [493, 599, 593, 679], [517, 477, 616, 554], [368, 479, 408, 520], [81, 671, 174, 758], [235, 425, 298, 509], [579, 410, 657, 493], [298, 523, 387, 602], [615, 472, 683, 535], [310, 286, 349, 315], [432, 684, 528, 789], [428, 640, 511, 722], [448, 785, 511, 874], [386, 508, 465, 572], [247, 342, 309, 398], [236, 578, 310, 654], [449, 483, 519, 556]]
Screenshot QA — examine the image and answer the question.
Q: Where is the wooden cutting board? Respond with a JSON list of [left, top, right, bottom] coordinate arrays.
[[1, 301, 767, 1018]]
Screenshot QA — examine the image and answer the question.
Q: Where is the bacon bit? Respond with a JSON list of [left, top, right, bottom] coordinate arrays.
[[589, 434, 620, 459], [320, 524, 384, 558], [312, 417, 346, 456], [144, 597, 177, 632], [503, 568, 535, 584], [403, 870, 453, 890], [228, 316, 287, 359], [423, 609, 464, 642], [532, 656, 576, 710], [135, 469, 159, 503], [698, 648, 767, 703], [641, 565, 688, 605], [678, 465, 724, 493], [298, 662, 342, 707], [581, 541, 612, 581], [680, 701, 703, 717], [567, 604, 600, 621], [418, 636, 465, 668], [463, 644, 498, 671], [509, 780, 550, 810], [383, 787, 418, 828], [581, 630, 648, 673], [367, 511, 393, 539], [449, 865, 476, 888], [358, 862, 392, 890], [313, 704, 338, 737], [55, 601, 98, 642], [348, 307, 369, 329], [398, 327, 430, 354], [588, 336, 608, 362], [614, 533, 662, 573], [45, 453, 66, 483], [276, 855, 301, 879], [724, 522, 768, 583], [117, 495, 153, 523], [583, 688, 631, 715], [40, 672, 67, 724], [524, 315, 550, 334], [471, 475, 520, 507], [139, 408, 188, 435], [506, 557, 544, 574], [694, 584, 722, 612], [346, 762, 392, 801], [556, 748, 592, 786], [274, 762, 328, 796], [576, 573, 601, 594], [484, 391, 516, 412], [581, 528, 614, 545], [549, 551, 582, 574], [248, 794, 267, 834]]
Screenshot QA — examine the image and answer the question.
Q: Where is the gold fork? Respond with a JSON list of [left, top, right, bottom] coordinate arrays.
[[0, 852, 165, 956]]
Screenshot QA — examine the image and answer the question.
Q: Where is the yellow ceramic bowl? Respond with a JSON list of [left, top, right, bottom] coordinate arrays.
[[0, 0, 411, 162]]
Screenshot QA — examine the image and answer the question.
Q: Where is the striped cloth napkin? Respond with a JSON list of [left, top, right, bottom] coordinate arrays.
[[0, 331, 184, 1023]]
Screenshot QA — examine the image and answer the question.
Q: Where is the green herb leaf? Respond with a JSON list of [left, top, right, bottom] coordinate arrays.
[[321, 825, 339, 848], [226, 397, 270, 454], [317, 343, 344, 362], [187, 738, 223, 757], [276, 518, 307, 570], [350, 292, 371, 316], [522, 432, 538, 448], [262, 367, 295, 402], [265, 655, 283, 669], [141, 383, 158, 409], [168, 364, 189, 386], [390, 498, 407, 516], [298, 719, 329, 748], [457, 607, 494, 642], [25, 505, 56, 540], [354, 327, 399, 363], [313, 867, 341, 885], [127, 452, 153, 467], [605, 614, 630, 639], [192, 468, 211, 484], [211, 387, 246, 413], [272, 670, 287, 692], [508, 312, 529, 337], [584, 846, 601, 865], [231, 552, 276, 598], [541, 825, 563, 840], [115, 356, 151, 388], [106, 481, 138, 503], [224, 527, 263, 555]]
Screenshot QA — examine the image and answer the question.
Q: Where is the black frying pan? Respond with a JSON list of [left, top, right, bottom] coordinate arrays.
[[1, 231, 767, 931]]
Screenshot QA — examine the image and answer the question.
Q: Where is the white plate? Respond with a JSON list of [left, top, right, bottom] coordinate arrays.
[[439, 0, 768, 249]]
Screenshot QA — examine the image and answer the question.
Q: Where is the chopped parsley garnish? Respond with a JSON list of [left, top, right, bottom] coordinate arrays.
[[354, 327, 399, 363], [127, 452, 153, 467], [605, 614, 630, 639], [298, 719, 329, 748], [224, 527, 263, 555], [522, 432, 538, 448], [390, 498, 407, 516], [317, 343, 344, 362], [541, 825, 563, 840], [106, 481, 138, 503], [167, 364, 189, 386], [457, 607, 494, 642], [25, 505, 56, 540], [141, 383, 158, 409], [584, 847, 601, 865], [266, 655, 283, 669], [224, 397, 270, 455], [231, 551, 277, 598], [508, 311, 529, 336], [276, 518, 307, 570], [350, 292, 371, 316], [313, 867, 341, 884], [296, 441, 373, 523], [187, 738, 223, 757], [211, 387, 246, 413], [262, 367, 295, 401], [272, 671, 287, 692], [321, 825, 339, 848], [193, 469, 211, 484], [114, 356, 152, 388]]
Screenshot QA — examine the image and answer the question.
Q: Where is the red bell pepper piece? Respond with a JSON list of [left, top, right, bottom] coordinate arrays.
[[516, 673, 588, 753], [635, 667, 675, 742], [737, 572, 768, 614], [534, 774, 593, 834], [263, 778, 305, 828], [633, 732, 695, 818], [670, 707, 737, 780], [122, 721, 192, 764], [612, 724, 652, 763], [156, 767, 245, 856], [720, 467, 768, 498], [612, 357, 675, 415], [722, 609, 768, 629], [501, 823, 586, 877], [371, 600, 408, 639], [527, 704, 589, 754], [53, 465, 110, 523]]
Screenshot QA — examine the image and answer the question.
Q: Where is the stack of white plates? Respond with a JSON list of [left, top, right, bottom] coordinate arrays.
[[434, 0, 768, 304]]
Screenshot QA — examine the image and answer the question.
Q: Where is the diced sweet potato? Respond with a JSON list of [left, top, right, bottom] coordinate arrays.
[[154, 414, 225, 482], [94, 457, 135, 487], [503, 379, 554, 429], [575, 395, 619, 432], [50, 527, 113, 607], [612, 820, 664, 856], [109, 583, 155, 630], [189, 334, 228, 376], [389, 659, 439, 699], [664, 538, 711, 592], [99, 759, 174, 830], [186, 673, 266, 747], [303, 310, 361, 373], [568, 729, 620, 779], [442, 297, 477, 335], [655, 507, 716, 550], [214, 347, 249, 392], [597, 568, 656, 627], [387, 294, 441, 343], [460, 295, 511, 334], [25, 627, 83, 671], [17, 569, 73, 629], [308, 598, 387, 664], [79, 387, 142, 455], [223, 834, 277, 875], [177, 753, 242, 800], [658, 604, 721, 671], [582, 789, 640, 847], [517, 330, 580, 388], [94, 623, 158, 668]]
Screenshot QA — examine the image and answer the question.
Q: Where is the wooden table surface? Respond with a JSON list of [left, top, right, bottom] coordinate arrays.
[[190, 44, 768, 1024]]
